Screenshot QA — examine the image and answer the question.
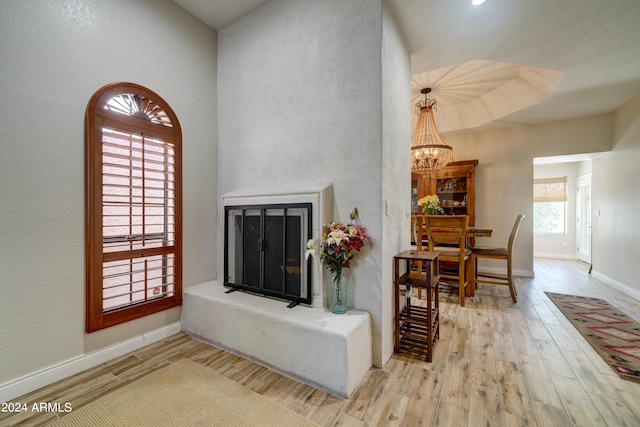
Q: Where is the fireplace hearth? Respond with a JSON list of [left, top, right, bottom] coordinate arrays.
[[182, 183, 372, 398]]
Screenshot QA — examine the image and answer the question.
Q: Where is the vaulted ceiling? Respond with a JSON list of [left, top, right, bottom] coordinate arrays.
[[173, 0, 640, 133]]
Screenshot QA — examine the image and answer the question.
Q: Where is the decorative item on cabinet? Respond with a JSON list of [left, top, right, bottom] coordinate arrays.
[[411, 159, 478, 226]]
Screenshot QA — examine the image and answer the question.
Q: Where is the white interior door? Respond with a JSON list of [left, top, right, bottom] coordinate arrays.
[[576, 174, 592, 264]]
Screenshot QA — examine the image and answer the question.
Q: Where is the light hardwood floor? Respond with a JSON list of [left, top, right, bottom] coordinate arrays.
[[3, 258, 640, 426]]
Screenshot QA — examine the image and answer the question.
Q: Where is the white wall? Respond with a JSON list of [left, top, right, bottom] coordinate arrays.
[[217, 0, 410, 367], [444, 114, 611, 276], [0, 0, 218, 385], [381, 1, 412, 366], [591, 94, 640, 295]]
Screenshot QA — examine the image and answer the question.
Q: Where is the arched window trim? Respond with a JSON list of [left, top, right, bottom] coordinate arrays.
[[86, 82, 182, 333]]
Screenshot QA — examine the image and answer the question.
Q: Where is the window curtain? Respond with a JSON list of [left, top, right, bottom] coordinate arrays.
[[533, 176, 567, 202]]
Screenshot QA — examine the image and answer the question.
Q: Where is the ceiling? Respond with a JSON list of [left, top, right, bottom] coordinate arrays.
[[172, 0, 640, 133]]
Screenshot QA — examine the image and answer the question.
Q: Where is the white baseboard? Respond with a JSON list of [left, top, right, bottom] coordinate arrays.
[[591, 270, 640, 302], [533, 252, 576, 260], [0, 322, 181, 403]]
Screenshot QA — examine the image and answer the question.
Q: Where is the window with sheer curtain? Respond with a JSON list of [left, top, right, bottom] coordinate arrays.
[[85, 83, 182, 332], [533, 176, 567, 234]]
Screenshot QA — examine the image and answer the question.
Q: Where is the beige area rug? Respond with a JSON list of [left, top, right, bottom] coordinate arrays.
[[47, 359, 320, 427]]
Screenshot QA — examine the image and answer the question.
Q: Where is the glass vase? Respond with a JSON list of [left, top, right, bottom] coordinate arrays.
[[330, 269, 349, 314]]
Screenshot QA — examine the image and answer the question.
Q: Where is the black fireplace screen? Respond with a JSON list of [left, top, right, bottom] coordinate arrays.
[[224, 203, 312, 305]]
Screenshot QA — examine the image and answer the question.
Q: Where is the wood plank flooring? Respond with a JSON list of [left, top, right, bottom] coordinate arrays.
[[3, 258, 640, 426]]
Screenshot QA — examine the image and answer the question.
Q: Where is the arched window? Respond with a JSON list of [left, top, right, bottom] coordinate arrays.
[[85, 83, 182, 332]]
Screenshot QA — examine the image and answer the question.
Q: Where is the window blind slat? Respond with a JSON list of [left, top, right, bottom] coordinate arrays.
[[100, 127, 177, 307]]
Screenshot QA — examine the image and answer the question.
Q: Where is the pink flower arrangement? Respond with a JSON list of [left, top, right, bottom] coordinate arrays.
[[305, 208, 369, 275]]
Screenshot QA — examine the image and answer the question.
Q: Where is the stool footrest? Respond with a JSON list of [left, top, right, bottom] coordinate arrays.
[[396, 304, 439, 361]]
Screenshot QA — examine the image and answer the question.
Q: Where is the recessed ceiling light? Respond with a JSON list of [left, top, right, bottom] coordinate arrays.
[[472, 0, 486, 5]]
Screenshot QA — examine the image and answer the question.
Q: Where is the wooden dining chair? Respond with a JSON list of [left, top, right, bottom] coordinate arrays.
[[471, 214, 524, 303], [407, 215, 429, 296], [424, 215, 471, 307]]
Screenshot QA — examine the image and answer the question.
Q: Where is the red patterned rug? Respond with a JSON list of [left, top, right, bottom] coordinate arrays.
[[545, 292, 640, 383]]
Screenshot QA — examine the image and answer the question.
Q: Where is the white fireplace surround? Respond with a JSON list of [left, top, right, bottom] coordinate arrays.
[[182, 183, 373, 397], [220, 183, 334, 308]]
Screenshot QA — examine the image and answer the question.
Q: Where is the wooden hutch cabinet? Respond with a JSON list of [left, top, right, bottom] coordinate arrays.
[[411, 159, 478, 226]]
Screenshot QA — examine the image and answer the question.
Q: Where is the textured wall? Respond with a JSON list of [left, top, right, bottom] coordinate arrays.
[[380, 2, 412, 365], [592, 94, 640, 293], [217, 0, 410, 367], [0, 0, 218, 383]]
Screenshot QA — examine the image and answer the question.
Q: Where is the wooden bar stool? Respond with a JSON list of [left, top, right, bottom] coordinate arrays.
[[393, 250, 440, 361]]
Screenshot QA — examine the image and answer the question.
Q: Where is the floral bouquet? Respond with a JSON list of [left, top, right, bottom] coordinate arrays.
[[305, 208, 369, 277], [418, 194, 444, 215], [305, 208, 369, 313]]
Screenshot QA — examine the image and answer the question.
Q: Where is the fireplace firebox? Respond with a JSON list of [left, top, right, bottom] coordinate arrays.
[[224, 203, 312, 306]]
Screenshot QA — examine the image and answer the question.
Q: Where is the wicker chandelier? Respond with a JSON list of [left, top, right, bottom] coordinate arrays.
[[410, 88, 453, 175]]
